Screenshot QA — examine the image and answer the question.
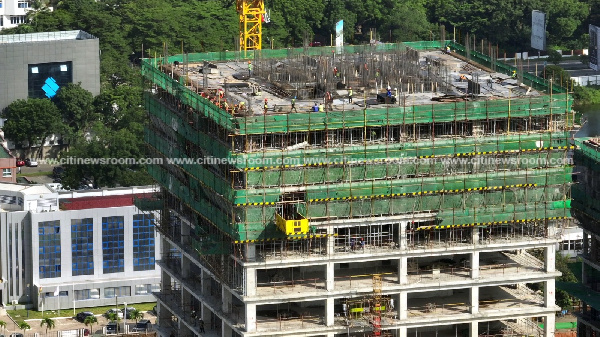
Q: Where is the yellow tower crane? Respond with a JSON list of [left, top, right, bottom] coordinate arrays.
[[237, 0, 266, 51]]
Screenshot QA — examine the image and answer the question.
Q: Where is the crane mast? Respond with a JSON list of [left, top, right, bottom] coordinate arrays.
[[236, 0, 266, 51]]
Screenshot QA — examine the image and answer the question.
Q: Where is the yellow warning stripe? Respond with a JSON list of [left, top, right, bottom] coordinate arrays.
[[241, 146, 573, 171], [415, 216, 569, 231], [234, 183, 540, 206], [303, 183, 538, 204], [234, 233, 337, 244]]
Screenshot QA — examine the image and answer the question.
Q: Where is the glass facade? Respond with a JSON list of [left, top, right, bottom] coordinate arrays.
[[28, 61, 73, 98], [39, 220, 61, 279], [71, 218, 94, 276], [104, 286, 131, 298], [132, 214, 155, 271], [102, 216, 124, 274]]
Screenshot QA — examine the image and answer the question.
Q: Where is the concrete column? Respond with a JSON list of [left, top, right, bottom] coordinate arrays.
[[545, 279, 556, 308], [470, 286, 479, 314], [245, 268, 257, 296], [245, 243, 256, 262], [469, 321, 478, 337], [326, 298, 335, 326], [201, 303, 211, 328], [545, 244, 556, 272], [471, 252, 480, 279], [544, 313, 555, 337], [582, 262, 587, 285], [181, 256, 190, 279], [583, 231, 589, 256], [222, 323, 232, 337], [398, 257, 408, 284], [399, 222, 407, 249], [398, 291, 408, 319], [399, 327, 408, 337], [472, 227, 479, 245], [245, 303, 257, 332], [326, 225, 336, 256], [202, 271, 211, 298], [326, 263, 335, 291], [222, 287, 232, 314], [592, 235, 598, 262]]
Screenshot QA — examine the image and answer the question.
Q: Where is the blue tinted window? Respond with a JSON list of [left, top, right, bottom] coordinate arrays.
[[132, 214, 155, 271], [39, 221, 61, 278], [71, 219, 94, 276], [102, 216, 124, 274]]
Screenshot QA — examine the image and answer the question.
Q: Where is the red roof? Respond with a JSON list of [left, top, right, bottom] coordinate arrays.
[[60, 193, 152, 210]]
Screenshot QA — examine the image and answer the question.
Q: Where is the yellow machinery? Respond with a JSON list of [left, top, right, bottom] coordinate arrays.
[[275, 213, 309, 235], [236, 0, 266, 51]]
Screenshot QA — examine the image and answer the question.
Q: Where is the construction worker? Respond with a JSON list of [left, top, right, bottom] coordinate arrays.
[[446, 45, 451, 54], [263, 98, 268, 114], [313, 102, 319, 112], [319, 102, 324, 112], [348, 87, 353, 103], [512, 70, 517, 79], [248, 61, 253, 77], [291, 96, 298, 112], [223, 99, 230, 113], [333, 67, 339, 77]]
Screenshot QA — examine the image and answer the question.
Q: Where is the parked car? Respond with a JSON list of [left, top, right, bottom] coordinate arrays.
[[76, 311, 94, 322], [16, 159, 25, 167], [124, 307, 137, 319], [9, 334, 24, 337], [106, 322, 119, 334], [105, 308, 124, 319], [24, 158, 38, 167], [131, 319, 152, 332]]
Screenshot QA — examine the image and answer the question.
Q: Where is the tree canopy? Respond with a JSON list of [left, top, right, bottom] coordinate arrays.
[[2, 98, 63, 149]]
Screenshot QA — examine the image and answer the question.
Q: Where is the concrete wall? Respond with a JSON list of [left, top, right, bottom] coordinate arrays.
[[0, 37, 100, 111]]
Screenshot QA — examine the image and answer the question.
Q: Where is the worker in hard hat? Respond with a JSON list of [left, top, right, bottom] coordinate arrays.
[[291, 96, 298, 113], [348, 87, 353, 103], [248, 61, 253, 77], [263, 98, 268, 114]]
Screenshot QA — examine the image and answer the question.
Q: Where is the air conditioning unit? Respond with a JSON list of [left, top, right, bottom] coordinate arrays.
[[11, 300, 18, 305]]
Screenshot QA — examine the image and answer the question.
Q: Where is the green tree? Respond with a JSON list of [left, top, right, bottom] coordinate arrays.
[[53, 82, 96, 135], [18, 321, 31, 335], [84, 315, 98, 334], [1, 98, 63, 151], [547, 49, 563, 65], [0, 320, 6, 333], [40, 317, 56, 335], [130, 309, 144, 323], [541, 65, 571, 88]]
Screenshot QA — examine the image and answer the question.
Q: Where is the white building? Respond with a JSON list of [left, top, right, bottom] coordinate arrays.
[[0, 183, 161, 311], [0, 0, 31, 30]]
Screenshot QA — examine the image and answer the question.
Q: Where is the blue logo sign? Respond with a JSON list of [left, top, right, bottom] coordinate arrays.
[[42, 77, 60, 98]]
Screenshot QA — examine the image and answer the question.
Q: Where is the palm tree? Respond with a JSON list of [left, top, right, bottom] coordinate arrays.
[[84, 315, 98, 334], [40, 317, 56, 335], [18, 321, 31, 335], [0, 320, 6, 334], [130, 309, 144, 323]]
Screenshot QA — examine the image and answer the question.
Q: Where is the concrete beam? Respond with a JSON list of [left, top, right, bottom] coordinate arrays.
[[399, 221, 407, 250], [245, 303, 257, 332]]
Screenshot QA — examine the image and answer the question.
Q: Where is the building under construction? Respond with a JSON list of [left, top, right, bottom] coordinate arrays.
[[571, 138, 600, 337], [140, 40, 573, 337]]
